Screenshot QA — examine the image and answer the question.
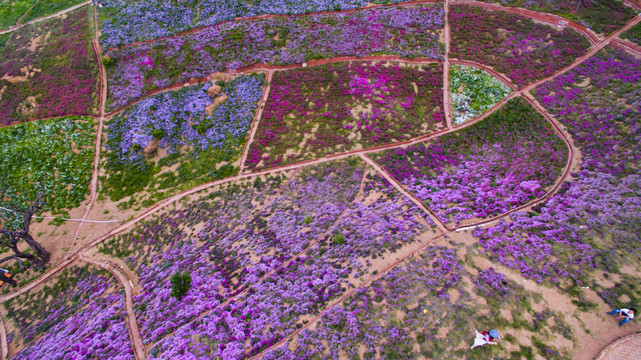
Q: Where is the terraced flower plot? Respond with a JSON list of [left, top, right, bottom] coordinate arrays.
[[0, 6, 99, 124], [373, 98, 568, 226], [1, 1, 641, 359], [245, 61, 445, 170]]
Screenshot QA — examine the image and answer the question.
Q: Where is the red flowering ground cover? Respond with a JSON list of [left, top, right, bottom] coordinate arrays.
[[450, 4, 591, 86], [0, 6, 99, 125], [245, 61, 445, 171]]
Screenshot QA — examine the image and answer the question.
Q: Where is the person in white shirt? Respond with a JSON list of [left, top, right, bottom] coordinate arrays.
[[607, 308, 636, 326]]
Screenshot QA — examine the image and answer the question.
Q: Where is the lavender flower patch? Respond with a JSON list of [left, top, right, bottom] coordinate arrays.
[[4, 265, 133, 360], [104, 5, 444, 108], [263, 245, 571, 359], [98, 0, 415, 48], [450, 64, 512, 125], [101, 159, 365, 350], [373, 98, 568, 226], [148, 162, 432, 358], [102, 74, 263, 205], [473, 49, 641, 285]]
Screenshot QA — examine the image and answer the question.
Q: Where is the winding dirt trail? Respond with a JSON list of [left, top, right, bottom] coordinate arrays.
[[67, 6, 109, 257], [239, 70, 273, 174], [79, 254, 146, 360]]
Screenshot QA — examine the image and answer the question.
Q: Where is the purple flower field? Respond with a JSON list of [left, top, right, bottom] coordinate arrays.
[[104, 5, 444, 109], [5, 1, 641, 359], [99, 158, 436, 358], [3, 266, 133, 359], [474, 48, 641, 285], [373, 98, 568, 226]]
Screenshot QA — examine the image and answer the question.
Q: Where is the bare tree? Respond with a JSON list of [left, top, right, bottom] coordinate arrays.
[[0, 192, 50, 271]]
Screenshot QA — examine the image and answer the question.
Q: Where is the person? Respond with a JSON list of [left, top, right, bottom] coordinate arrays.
[[608, 308, 636, 326], [470, 329, 501, 349]]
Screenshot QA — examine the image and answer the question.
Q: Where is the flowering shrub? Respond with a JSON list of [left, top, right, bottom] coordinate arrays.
[[621, 23, 641, 46], [450, 64, 512, 125], [100, 158, 430, 357], [474, 49, 641, 284], [102, 74, 263, 205], [245, 61, 445, 170], [263, 246, 571, 359], [450, 4, 590, 86], [0, 7, 98, 124], [104, 5, 444, 108], [374, 98, 568, 226], [475, 0, 636, 35], [4, 265, 134, 359], [475, 267, 512, 300], [0, 116, 95, 225], [98, 0, 415, 47]]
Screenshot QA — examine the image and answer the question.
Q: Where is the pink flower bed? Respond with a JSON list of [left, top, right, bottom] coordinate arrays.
[[245, 61, 444, 171], [0, 7, 98, 124]]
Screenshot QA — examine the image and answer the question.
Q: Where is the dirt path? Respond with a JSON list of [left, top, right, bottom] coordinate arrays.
[[79, 254, 146, 360], [14, 0, 40, 27], [0, 317, 7, 360], [611, 37, 641, 57], [0, 1, 92, 35], [443, 0, 453, 129], [239, 70, 273, 174], [67, 6, 109, 257]]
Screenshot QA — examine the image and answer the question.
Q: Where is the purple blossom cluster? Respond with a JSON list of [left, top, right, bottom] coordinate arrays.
[[106, 75, 263, 165], [450, 4, 591, 86], [475, 267, 512, 300], [474, 49, 641, 283], [6, 266, 134, 360], [105, 5, 444, 108], [245, 61, 445, 170], [98, 0, 409, 48], [621, 23, 641, 46], [101, 159, 430, 358], [374, 98, 568, 226]]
